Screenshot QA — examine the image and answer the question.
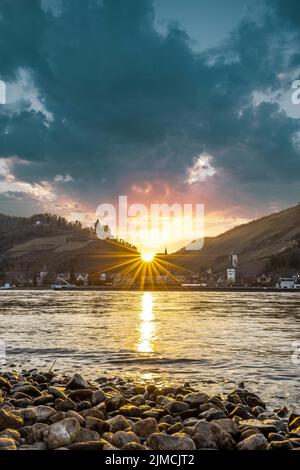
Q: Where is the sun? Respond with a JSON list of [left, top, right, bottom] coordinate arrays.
[[141, 253, 154, 262]]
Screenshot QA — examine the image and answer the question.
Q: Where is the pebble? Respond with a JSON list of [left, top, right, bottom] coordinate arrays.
[[147, 432, 196, 450]]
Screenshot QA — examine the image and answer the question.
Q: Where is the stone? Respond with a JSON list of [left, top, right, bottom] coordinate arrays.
[[168, 422, 184, 434], [211, 418, 240, 437], [119, 404, 143, 417], [112, 430, 140, 448], [66, 373, 90, 390], [55, 397, 77, 411], [132, 417, 159, 438], [21, 423, 49, 444], [0, 428, 21, 441], [0, 409, 24, 431], [80, 409, 105, 420], [13, 407, 38, 424], [36, 405, 56, 422], [0, 376, 11, 392], [85, 417, 110, 434], [147, 433, 196, 450], [0, 437, 17, 450], [19, 442, 48, 450], [65, 410, 85, 426], [240, 418, 286, 435], [193, 420, 235, 450], [68, 441, 106, 450], [199, 408, 227, 421], [237, 434, 268, 450], [229, 405, 252, 420], [289, 416, 300, 431], [48, 386, 68, 400], [183, 392, 209, 406], [33, 394, 54, 406], [122, 442, 148, 450], [129, 395, 145, 406], [91, 389, 107, 405], [268, 432, 286, 442], [164, 401, 189, 414], [49, 411, 66, 424], [268, 440, 293, 450], [290, 426, 300, 437], [44, 417, 80, 449], [74, 428, 100, 443], [68, 389, 93, 402], [13, 384, 42, 397]]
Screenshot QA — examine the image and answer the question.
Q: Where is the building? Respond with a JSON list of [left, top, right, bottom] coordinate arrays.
[[230, 253, 238, 268], [277, 276, 300, 289], [257, 274, 272, 286], [227, 268, 236, 284]]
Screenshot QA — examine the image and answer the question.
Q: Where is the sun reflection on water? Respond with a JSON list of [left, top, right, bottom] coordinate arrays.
[[137, 292, 155, 353]]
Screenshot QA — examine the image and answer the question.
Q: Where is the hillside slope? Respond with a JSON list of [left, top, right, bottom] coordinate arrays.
[[171, 205, 300, 275], [0, 213, 139, 275]]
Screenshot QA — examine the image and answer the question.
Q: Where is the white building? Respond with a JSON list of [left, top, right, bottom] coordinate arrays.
[[230, 253, 238, 268], [227, 268, 236, 284], [277, 276, 300, 289]]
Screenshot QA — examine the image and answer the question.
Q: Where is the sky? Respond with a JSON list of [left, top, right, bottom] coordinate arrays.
[[0, 0, 300, 252]]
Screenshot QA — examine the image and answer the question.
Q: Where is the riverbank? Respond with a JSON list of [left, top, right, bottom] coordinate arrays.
[[1, 286, 300, 292], [0, 368, 299, 450]]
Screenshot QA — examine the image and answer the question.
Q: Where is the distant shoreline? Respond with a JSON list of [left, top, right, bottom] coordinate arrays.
[[1, 286, 300, 293]]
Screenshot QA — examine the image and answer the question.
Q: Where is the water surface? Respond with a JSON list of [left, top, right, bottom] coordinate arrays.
[[0, 290, 300, 407]]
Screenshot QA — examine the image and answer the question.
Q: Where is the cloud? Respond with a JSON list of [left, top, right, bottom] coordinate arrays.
[[0, 0, 299, 224]]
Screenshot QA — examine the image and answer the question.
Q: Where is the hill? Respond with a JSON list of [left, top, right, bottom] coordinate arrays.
[[170, 204, 300, 276], [0, 213, 139, 277]]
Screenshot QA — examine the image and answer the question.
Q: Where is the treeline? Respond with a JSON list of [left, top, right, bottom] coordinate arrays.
[[0, 212, 91, 252], [266, 248, 300, 271]]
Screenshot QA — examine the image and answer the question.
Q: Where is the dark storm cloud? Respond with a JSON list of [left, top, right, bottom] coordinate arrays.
[[0, 0, 300, 208]]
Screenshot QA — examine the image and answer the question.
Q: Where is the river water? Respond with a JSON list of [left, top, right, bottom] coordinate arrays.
[[0, 290, 299, 407]]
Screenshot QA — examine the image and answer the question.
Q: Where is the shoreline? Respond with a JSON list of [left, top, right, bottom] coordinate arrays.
[[0, 368, 299, 451], [1, 286, 300, 293]]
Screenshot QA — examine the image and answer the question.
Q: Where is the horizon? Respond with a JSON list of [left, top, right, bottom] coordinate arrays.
[[1, 0, 300, 254]]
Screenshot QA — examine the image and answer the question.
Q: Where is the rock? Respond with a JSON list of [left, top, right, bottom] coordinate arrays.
[[289, 416, 300, 431], [13, 407, 37, 424], [48, 386, 68, 400], [68, 441, 106, 450], [237, 434, 268, 450], [0, 428, 21, 441], [268, 440, 293, 450], [65, 410, 85, 426], [252, 406, 265, 416], [211, 418, 240, 437], [74, 428, 100, 443], [147, 433, 196, 450], [80, 409, 105, 420], [44, 417, 80, 449], [199, 408, 227, 421], [19, 442, 48, 450], [68, 389, 93, 402], [21, 423, 49, 444], [193, 420, 235, 449], [183, 392, 209, 406], [268, 432, 286, 442], [122, 442, 148, 450], [13, 385, 42, 397], [55, 397, 77, 412], [36, 405, 56, 422], [0, 376, 11, 392], [240, 419, 286, 435], [91, 390, 107, 405], [33, 394, 54, 406], [66, 374, 90, 391], [132, 417, 159, 438], [229, 405, 253, 420], [276, 406, 289, 418], [290, 426, 300, 437], [168, 423, 184, 434], [164, 401, 189, 414], [112, 430, 140, 448], [49, 411, 66, 424], [0, 437, 17, 450], [0, 409, 24, 431], [85, 417, 110, 434], [129, 395, 145, 406], [119, 404, 143, 417]]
